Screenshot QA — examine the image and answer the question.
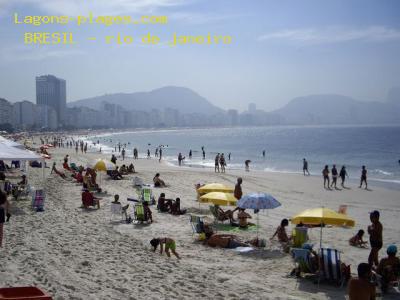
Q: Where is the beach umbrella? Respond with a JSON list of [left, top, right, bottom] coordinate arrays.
[[291, 207, 355, 248], [92, 159, 115, 172], [237, 192, 282, 237], [197, 183, 234, 196], [199, 192, 237, 206]]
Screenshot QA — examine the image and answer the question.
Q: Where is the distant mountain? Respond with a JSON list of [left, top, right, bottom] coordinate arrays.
[[272, 94, 400, 125], [68, 86, 224, 115]]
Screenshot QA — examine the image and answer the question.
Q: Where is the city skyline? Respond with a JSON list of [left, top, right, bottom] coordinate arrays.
[[0, 0, 400, 111]]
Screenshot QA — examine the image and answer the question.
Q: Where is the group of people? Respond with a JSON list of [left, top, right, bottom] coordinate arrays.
[[214, 153, 227, 173], [157, 193, 186, 215]]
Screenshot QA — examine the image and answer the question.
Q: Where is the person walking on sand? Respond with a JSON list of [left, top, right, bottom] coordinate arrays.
[[340, 166, 348, 187], [303, 158, 310, 176], [330, 164, 338, 189], [322, 165, 330, 189], [150, 237, 180, 259], [359, 166, 368, 189], [368, 210, 383, 267], [214, 153, 220, 173], [228, 153, 231, 161]]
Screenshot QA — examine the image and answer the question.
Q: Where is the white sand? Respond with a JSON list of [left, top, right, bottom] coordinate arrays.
[[0, 139, 399, 299]]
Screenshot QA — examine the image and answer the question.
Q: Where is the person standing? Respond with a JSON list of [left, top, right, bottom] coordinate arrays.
[[121, 148, 126, 161], [245, 160, 251, 172], [0, 189, 10, 248], [219, 153, 226, 173], [303, 158, 310, 176], [262, 150, 266, 158], [234, 177, 243, 200], [322, 165, 330, 189], [159, 148, 162, 162], [340, 166, 348, 187], [178, 153, 183, 166], [189, 150, 192, 159], [147, 149, 151, 159], [359, 166, 368, 189], [202, 149, 205, 160], [331, 165, 338, 189], [228, 153, 231, 161], [214, 153, 220, 173], [368, 210, 383, 267]]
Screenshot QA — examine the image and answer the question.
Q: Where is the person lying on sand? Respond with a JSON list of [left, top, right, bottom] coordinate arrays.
[[150, 237, 180, 259], [349, 230, 368, 248], [206, 233, 249, 249], [153, 173, 166, 187], [50, 162, 66, 179]]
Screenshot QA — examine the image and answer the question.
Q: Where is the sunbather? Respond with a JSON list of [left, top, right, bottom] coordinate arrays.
[[349, 230, 368, 248], [271, 218, 292, 252], [170, 198, 186, 215], [206, 233, 249, 249], [150, 237, 180, 259], [376, 245, 400, 293], [153, 173, 166, 187], [119, 164, 128, 175], [127, 163, 135, 173]]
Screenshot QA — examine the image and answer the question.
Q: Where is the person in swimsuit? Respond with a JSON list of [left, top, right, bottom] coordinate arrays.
[[234, 177, 243, 200], [347, 263, 376, 300], [271, 219, 291, 243], [376, 245, 400, 294], [340, 166, 348, 188], [150, 237, 180, 259], [205, 233, 249, 249], [331, 165, 338, 189], [237, 208, 252, 228], [368, 210, 383, 267], [303, 158, 310, 176], [349, 229, 368, 248], [359, 165, 368, 189]]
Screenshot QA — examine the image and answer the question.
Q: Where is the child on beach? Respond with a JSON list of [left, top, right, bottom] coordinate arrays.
[[349, 230, 368, 248], [150, 237, 180, 259], [271, 219, 292, 252]]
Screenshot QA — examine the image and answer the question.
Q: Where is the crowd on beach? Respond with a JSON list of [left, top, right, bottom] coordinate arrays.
[[0, 134, 399, 299]]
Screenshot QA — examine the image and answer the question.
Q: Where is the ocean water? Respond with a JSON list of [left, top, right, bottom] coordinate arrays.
[[86, 125, 400, 187]]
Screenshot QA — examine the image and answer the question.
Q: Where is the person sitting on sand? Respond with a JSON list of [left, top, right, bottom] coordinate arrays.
[[153, 173, 166, 187], [150, 237, 180, 259], [347, 263, 376, 300], [110, 167, 123, 180], [51, 162, 66, 179], [349, 230, 368, 248], [237, 208, 253, 228], [119, 164, 128, 175], [157, 193, 172, 212], [271, 219, 292, 251], [127, 163, 135, 173], [376, 245, 400, 294], [170, 198, 187, 215], [81, 189, 100, 209]]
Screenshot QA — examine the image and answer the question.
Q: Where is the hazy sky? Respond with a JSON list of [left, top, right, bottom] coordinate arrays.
[[0, 0, 400, 112]]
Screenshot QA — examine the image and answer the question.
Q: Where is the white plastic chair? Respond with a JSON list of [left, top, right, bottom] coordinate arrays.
[[110, 203, 123, 221]]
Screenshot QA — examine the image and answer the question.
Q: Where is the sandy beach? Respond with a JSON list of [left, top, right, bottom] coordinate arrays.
[[0, 138, 399, 300]]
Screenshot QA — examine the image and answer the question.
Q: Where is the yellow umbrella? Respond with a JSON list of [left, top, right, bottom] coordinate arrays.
[[92, 159, 115, 172], [199, 192, 237, 206], [197, 183, 234, 196], [291, 207, 355, 248], [291, 207, 355, 227]]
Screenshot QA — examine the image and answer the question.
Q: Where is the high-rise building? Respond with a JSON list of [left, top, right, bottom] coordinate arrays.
[[36, 75, 66, 126], [0, 98, 13, 125], [248, 103, 257, 113], [13, 100, 36, 129]]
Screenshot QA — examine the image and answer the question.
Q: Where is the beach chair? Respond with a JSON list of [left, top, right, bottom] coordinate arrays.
[[133, 204, 149, 224], [110, 202, 123, 221], [292, 227, 309, 248], [338, 205, 348, 215], [13, 184, 31, 200], [319, 248, 345, 286], [32, 189, 45, 212], [291, 248, 316, 276], [141, 187, 155, 205], [189, 215, 205, 235], [0, 286, 52, 300], [209, 205, 229, 224]]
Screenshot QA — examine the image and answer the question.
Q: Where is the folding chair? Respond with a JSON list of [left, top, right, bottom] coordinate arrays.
[[209, 205, 229, 224], [292, 227, 309, 248], [110, 202, 123, 221], [291, 248, 316, 276], [141, 187, 155, 204], [32, 189, 45, 212], [319, 248, 345, 286], [189, 215, 205, 236], [133, 204, 150, 224]]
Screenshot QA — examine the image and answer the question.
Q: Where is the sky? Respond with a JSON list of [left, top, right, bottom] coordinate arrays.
[[0, 0, 400, 112]]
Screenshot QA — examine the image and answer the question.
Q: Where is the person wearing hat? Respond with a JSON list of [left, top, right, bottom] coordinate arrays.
[[376, 244, 400, 293], [347, 263, 376, 300], [368, 210, 383, 267]]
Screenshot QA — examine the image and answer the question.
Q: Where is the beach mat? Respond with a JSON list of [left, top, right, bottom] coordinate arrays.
[[215, 224, 258, 232]]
